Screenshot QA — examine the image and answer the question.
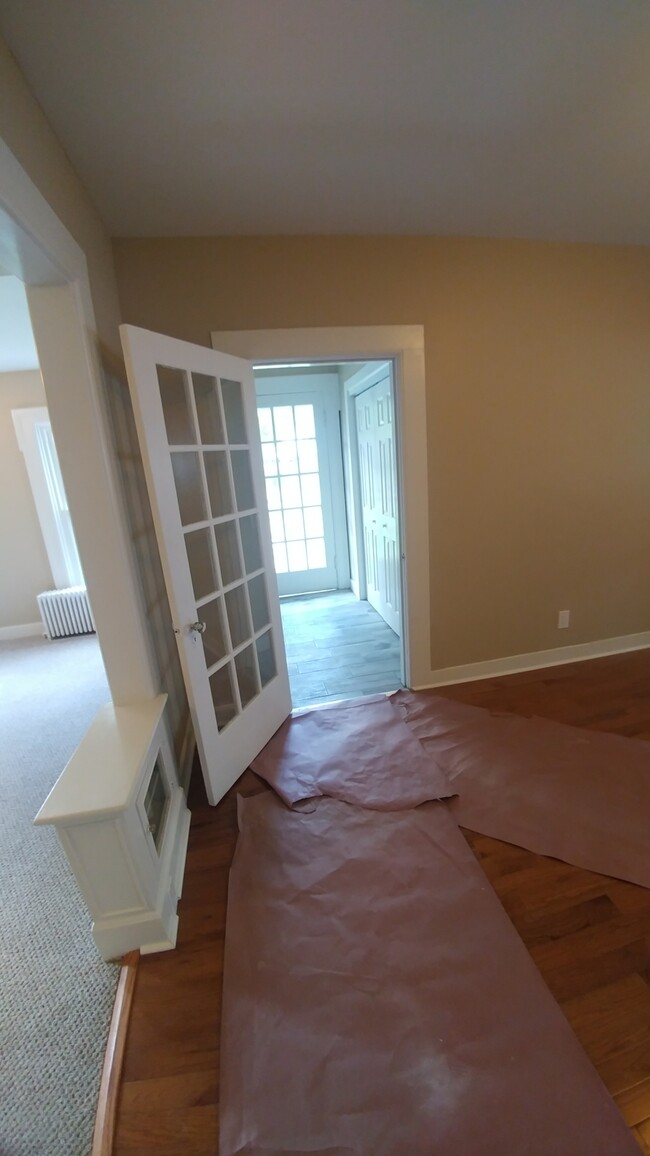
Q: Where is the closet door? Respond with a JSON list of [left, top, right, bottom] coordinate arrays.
[[355, 378, 400, 635]]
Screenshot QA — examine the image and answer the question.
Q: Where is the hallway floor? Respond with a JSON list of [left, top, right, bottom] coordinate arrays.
[[279, 590, 402, 708]]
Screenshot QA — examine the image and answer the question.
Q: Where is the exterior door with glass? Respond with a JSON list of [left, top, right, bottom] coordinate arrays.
[[255, 375, 349, 596], [120, 324, 291, 806]]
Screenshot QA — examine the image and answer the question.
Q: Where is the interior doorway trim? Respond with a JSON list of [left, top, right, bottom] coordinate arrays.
[[211, 326, 430, 689], [0, 137, 156, 703]]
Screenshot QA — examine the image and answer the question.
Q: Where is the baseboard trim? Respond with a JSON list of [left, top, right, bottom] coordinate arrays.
[[416, 631, 650, 691], [0, 621, 43, 641], [91, 949, 139, 1156]]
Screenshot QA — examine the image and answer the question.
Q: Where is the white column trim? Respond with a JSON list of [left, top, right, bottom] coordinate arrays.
[[0, 136, 157, 703]]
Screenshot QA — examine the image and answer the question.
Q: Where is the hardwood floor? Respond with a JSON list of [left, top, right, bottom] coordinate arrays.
[[113, 649, 650, 1155]]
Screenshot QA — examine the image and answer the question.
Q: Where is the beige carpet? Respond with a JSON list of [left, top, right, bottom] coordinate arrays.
[[0, 634, 119, 1156]]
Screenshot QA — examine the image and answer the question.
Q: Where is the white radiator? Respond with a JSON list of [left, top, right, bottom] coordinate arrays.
[[37, 586, 96, 640]]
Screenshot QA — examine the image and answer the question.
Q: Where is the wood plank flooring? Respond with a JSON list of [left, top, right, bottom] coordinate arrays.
[[113, 649, 650, 1155], [280, 590, 402, 707]]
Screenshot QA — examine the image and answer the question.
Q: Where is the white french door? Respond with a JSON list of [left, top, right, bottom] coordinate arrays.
[[355, 377, 401, 635], [255, 376, 349, 596], [120, 325, 291, 806]]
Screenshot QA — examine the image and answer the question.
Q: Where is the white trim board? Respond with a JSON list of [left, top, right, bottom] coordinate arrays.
[[418, 631, 650, 690], [212, 326, 429, 689], [0, 136, 157, 705], [0, 621, 44, 641]]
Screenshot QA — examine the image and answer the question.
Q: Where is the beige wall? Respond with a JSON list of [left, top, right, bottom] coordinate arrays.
[[113, 235, 650, 671], [0, 37, 121, 350], [0, 369, 53, 628]]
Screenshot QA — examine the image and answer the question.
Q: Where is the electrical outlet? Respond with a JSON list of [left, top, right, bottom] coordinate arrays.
[[558, 610, 570, 629]]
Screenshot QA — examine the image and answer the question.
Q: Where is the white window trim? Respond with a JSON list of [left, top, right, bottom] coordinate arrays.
[[12, 405, 84, 589]]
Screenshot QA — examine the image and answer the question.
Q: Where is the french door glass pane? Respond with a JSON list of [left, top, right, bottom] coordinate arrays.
[[297, 439, 318, 473], [283, 509, 304, 541], [256, 630, 277, 686], [185, 527, 219, 600], [307, 538, 327, 569], [273, 542, 288, 573], [257, 402, 327, 575], [294, 404, 315, 438], [272, 406, 294, 441], [214, 519, 242, 586], [201, 597, 228, 667], [239, 514, 263, 573], [158, 366, 194, 445], [280, 475, 301, 508], [265, 477, 281, 509], [231, 450, 255, 511], [171, 452, 206, 526], [269, 510, 284, 543], [235, 644, 259, 708], [277, 441, 298, 475], [262, 443, 277, 477], [248, 573, 270, 632], [301, 474, 321, 506], [258, 407, 274, 442], [225, 584, 251, 649], [204, 450, 233, 517], [221, 379, 247, 443], [287, 541, 308, 571], [193, 373, 224, 444], [303, 507, 324, 538], [210, 663, 237, 730]]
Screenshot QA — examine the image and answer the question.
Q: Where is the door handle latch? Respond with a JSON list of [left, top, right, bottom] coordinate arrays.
[[174, 621, 207, 636]]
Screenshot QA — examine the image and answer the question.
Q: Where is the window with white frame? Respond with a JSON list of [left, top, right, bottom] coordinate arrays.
[[12, 406, 84, 590]]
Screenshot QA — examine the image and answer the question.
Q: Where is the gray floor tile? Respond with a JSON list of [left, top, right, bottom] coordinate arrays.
[[280, 591, 403, 708]]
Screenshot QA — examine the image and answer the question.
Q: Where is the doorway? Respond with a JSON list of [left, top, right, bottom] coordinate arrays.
[[212, 326, 431, 693], [254, 358, 404, 708]]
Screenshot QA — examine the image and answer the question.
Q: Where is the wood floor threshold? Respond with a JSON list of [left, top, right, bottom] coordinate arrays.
[[92, 950, 140, 1156]]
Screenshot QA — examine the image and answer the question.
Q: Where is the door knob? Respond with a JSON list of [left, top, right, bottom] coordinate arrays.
[[190, 621, 207, 634]]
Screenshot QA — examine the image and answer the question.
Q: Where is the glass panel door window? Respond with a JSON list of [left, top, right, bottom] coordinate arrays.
[[161, 368, 278, 732], [121, 325, 291, 808], [256, 396, 342, 596]]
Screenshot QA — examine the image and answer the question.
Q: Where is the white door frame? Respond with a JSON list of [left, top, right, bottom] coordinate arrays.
[[212, 327, 430, 690], [0, 137, 157, 705]]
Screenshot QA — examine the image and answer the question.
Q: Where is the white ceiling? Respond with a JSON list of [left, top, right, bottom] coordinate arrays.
[[0, 277, 39, 373], [1, 1, 649, 244]]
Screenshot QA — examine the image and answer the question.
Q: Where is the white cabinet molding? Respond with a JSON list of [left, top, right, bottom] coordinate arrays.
[[35, 695, 191, 960]]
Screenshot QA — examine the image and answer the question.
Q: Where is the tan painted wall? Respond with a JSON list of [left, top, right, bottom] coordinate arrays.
[[113, 235, 650, 671], [0, 370, 53, 628], [0, 37, 121, 350]]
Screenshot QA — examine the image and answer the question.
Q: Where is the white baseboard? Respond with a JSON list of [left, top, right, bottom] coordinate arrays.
[[0, 621, 44, 641], [415, 630, 650, 691]]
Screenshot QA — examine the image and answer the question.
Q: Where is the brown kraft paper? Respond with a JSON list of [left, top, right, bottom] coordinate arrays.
[[219, 790, 638, 1156]]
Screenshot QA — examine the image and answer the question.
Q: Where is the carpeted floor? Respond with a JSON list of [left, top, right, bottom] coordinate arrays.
[[0, 634, 119, 1156]]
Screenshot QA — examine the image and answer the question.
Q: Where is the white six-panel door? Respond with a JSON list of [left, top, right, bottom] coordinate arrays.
[[120, 324, 291, 805], [355, 378, 401, 635]]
